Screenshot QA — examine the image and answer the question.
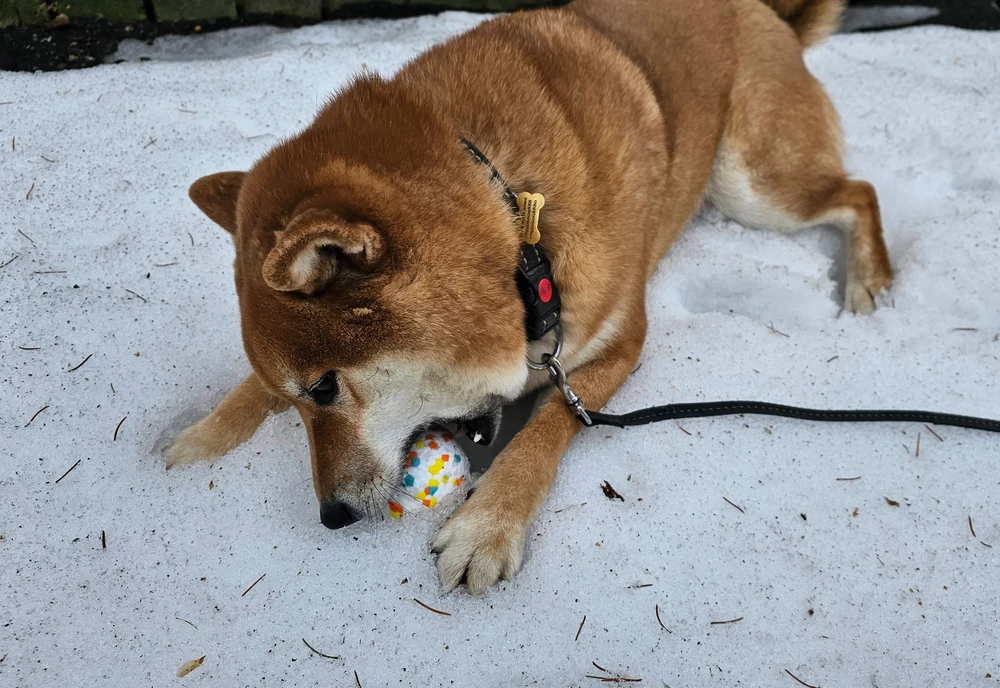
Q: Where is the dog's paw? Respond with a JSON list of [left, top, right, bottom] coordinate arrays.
[[164, 420, 225, 468], [845, 280, 877, 315], [432, 491, 527, 595], [845, 269, 892, 315]]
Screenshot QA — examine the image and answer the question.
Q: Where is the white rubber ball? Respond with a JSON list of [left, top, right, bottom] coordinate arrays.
[[386, 425, 470, 518]]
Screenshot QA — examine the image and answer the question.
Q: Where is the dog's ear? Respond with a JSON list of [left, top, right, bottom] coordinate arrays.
[[189, 172, 245, 234], [261, 208, 384, 294]]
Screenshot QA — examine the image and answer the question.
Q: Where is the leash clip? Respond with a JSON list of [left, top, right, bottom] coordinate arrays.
[[526, 325, 593, 426], [546, 354, 592, 427]]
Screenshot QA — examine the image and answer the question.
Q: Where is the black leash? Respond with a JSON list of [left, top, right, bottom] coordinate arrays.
[[586, 400, 1000, 433], [460, 138, 1000, 437]]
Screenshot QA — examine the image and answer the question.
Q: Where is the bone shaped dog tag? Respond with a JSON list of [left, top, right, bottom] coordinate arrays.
[[516, 192, 545, 245]]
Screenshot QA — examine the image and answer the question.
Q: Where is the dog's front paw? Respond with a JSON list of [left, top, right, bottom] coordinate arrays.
[[845, 266, 893, 315], [432, 491, 527, 595], [164, 420, 226, 468], [844, 280, 878, 315]]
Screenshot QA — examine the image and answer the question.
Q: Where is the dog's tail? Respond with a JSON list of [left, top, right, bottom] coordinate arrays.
[[761, 0, 846, 48]]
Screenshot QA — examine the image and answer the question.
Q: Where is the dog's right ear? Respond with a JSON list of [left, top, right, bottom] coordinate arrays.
[[189, 172, 245, 234], [261, 208, 385, 295]]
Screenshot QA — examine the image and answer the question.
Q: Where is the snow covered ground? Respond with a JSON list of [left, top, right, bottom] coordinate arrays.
[[2, 13, 999, 688]]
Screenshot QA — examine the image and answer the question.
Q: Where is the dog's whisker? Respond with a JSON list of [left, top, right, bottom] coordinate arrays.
[[406, 393, 429, 421], [360, 485, 373, 523], [367, 482, 387, 539], [364, 497, 377, 541], [372, 481, 393, 507], [370, 480, 386, 525], [374, 482, 435, 523], [378, 477, 431, 505], [378, 477, 441, 515], [364, 485, 378, 539], [372, 481, 404, 517], [374, 481, 431, 521]]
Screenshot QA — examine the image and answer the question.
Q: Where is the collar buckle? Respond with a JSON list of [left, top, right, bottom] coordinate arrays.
[[516, 243, 561, 341]]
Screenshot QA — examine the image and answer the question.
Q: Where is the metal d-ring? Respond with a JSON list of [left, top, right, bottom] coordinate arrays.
[[525, 325, 592, 426], [526, 324, 563, 370]]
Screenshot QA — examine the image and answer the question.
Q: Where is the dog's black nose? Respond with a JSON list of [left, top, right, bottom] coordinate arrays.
[[320, 501, 360, 530]]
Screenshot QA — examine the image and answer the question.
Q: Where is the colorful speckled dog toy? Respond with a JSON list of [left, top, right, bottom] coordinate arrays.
[[387, 425, 470, 518]]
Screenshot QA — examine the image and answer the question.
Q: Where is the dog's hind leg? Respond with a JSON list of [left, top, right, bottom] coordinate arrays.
[[165, 373, 290, 468], [707, 2, 892, 314], [709, 148, 893, 314]]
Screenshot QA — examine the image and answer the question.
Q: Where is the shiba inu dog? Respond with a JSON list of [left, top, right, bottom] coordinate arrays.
[[167, 0, 892, 594]]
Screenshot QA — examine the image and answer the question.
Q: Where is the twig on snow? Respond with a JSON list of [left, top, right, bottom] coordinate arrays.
[[710, 617, 743, 625], [302, 638, 340, 659], [55, 459, 81, 483], [114, 416, 128, 441], [785, 668, 820, 688], [413, 598, 451, 616], [67, 354, 93, 372], [25, 405, 49, 427], [241, 573, 266, 597], [655, 604, 671, 633], [924, 425, 943, 442], [767, 321, 790, 338]]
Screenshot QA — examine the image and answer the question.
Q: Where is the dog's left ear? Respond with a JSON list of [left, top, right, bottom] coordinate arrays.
[[189, 171, 245, 234], [262, 208, 384, 295]]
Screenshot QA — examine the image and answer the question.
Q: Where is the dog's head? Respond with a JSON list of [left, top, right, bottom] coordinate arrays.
[[189, 77, 528, 528]]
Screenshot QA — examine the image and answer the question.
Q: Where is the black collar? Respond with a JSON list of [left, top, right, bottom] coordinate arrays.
[[461, 138, 561, 341]]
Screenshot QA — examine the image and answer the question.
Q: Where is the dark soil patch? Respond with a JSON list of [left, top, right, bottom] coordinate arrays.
[[0, 2, 559, 72], [1, 19, 151, 72], [0, 14, 328, 71]]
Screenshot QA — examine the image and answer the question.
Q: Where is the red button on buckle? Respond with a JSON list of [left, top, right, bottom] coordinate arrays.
[[538, 278, 553, 304]]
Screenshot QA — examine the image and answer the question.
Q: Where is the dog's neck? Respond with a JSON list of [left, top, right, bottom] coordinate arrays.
[[459, 138, 562, 342]]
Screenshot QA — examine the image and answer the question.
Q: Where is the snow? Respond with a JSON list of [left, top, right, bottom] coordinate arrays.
[[2, 14, 999, 688]]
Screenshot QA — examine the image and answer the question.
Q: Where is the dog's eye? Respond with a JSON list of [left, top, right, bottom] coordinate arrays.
[[309, 372, 339, 405]]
